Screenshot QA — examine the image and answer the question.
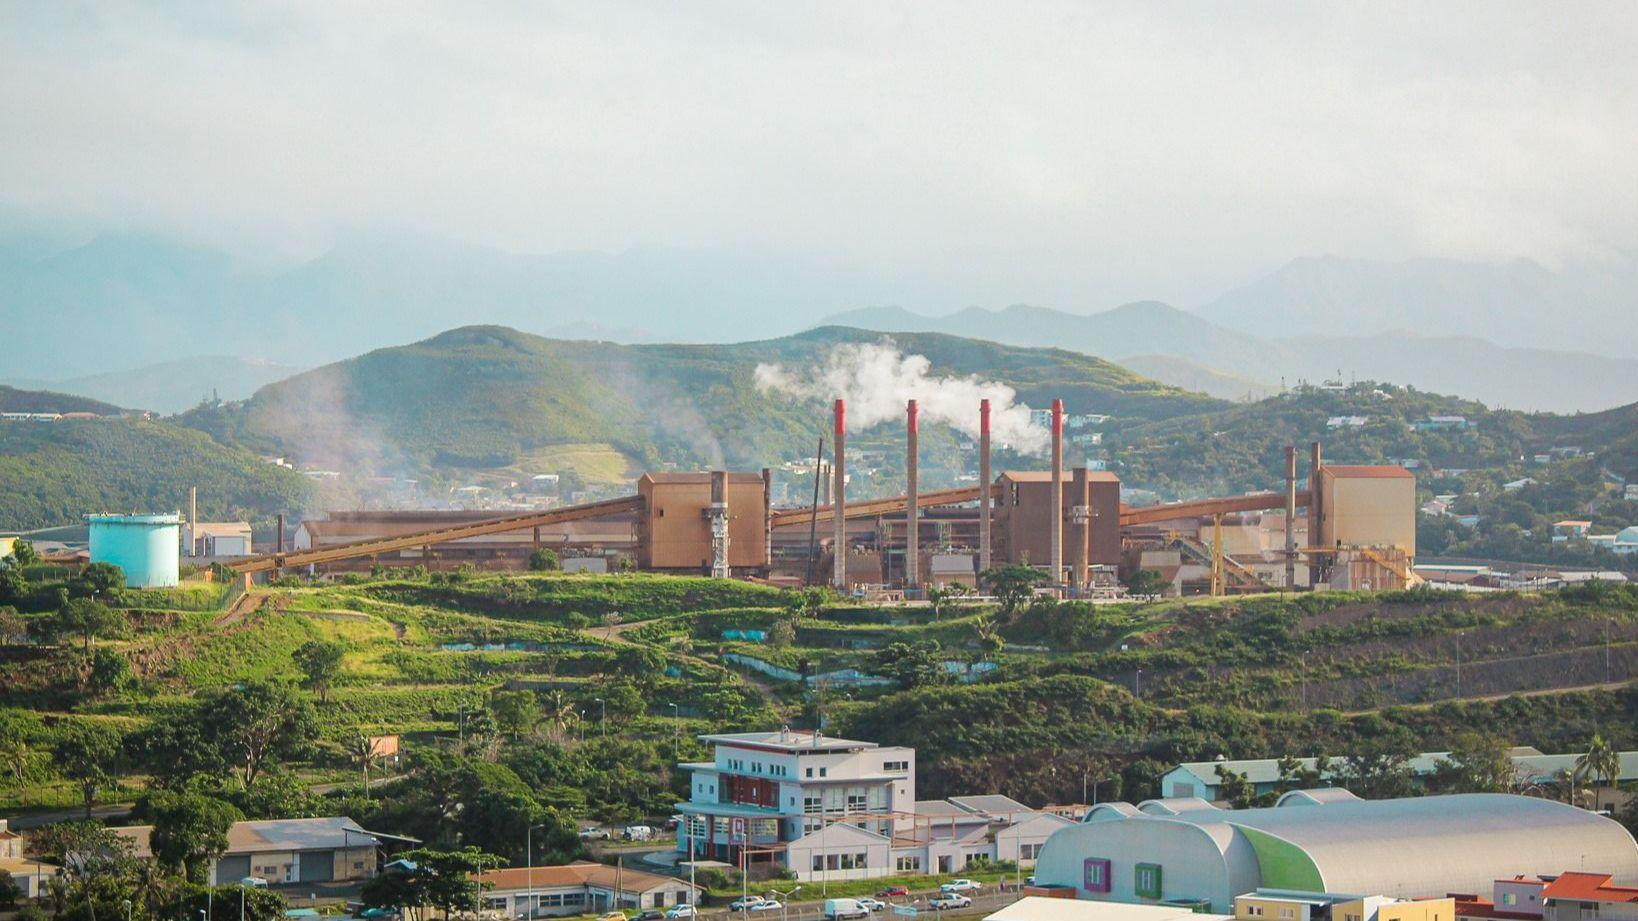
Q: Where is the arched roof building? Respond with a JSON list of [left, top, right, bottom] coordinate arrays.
[[1034, 790, 1638, 913]]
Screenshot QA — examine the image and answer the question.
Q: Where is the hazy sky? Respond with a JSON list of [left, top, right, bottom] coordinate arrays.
[[2, 1, 1635, 307]]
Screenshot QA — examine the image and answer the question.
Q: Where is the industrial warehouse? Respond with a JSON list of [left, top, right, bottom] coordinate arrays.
[[83, 397, 1419, 595]]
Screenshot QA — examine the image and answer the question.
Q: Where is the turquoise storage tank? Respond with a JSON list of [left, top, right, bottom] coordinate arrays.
[[88, 513, 181, 588]]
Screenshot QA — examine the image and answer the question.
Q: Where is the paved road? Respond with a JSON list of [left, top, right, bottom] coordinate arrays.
[[697, 888, 1021, 921]]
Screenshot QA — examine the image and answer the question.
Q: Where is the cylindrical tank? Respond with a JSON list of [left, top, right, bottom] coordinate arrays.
[[88, 513, 181, 588]]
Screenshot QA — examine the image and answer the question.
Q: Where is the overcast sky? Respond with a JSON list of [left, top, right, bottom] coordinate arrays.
[[2, 1, 1635, 308]]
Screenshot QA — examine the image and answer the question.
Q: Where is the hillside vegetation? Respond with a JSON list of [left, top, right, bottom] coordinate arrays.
[[178, 325, 1222, 475]]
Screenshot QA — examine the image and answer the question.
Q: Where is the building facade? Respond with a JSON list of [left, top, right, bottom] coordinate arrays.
[[476, 862, 700, 916], [112, 817, 379, 886]]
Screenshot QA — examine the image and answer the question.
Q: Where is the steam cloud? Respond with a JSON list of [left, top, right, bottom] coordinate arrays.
[[754, 340, 1049, 455]]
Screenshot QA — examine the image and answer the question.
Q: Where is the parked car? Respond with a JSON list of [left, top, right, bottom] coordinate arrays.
[[730, 897, 768, 912], [635, 912, 667, 921], [665, 815, 682, 830], [578, 827, 611, 840], [748, 901, 782, 913], [665, 907, 698, 919], [856, 898, 886, 912], [623, 825, 655, 841], [596, 913, 628, 921], [875, 887, 911, 899], [929, 895, 972, 911], [824, 899, 871, 920], [939, 879, 981, 893]]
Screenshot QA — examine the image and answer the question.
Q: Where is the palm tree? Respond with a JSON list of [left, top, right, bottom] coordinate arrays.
[[350, 734, 383, 795], [543, 689, 577, 742], [1577, 734, 1621, 813]]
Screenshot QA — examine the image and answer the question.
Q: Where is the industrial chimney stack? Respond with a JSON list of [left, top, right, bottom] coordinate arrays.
[[1284, 446, 1298, 589], [1050, 398, 1064, 587], [905, 399, 919, 589], [978, 399, 992, 575], [833, 399, 847, 590], [1308, 441, 1324, 586]]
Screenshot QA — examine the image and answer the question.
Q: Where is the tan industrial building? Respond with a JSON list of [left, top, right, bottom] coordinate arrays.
[[637, 471, 770, 571]]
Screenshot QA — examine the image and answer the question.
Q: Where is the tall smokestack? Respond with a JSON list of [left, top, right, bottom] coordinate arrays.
[[189, 486, 197, 557], [819, 460, 830, 506], [1073, 466, 1090, 592], [1284, 446, 1298, 590], [1050, 398, 1064, 587], [708, 470, 730, 578], [906, 399, 919, 589], [979, 399, 992, 576], [761, 467, 773, 572], [1308, 441, 1323, 586], [833, 399, 847, 590]]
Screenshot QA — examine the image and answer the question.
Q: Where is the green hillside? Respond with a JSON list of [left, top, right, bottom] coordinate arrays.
[[178, 325, 1223, 476], [0, 415, 310, 530], [0, 384, 123, 415]]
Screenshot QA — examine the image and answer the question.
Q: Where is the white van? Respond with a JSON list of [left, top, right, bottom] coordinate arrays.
[[623, 825, 655, 841], [824, 899, 870, 920]]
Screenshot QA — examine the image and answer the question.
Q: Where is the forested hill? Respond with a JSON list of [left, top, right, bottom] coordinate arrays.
[[0, 384, 123, 415], [177, 325, 1225, 474], [0, 416, 309, 530]]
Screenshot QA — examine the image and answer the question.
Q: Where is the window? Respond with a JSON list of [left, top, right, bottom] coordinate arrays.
[[1278, 909, 1294, 919], [1135, 863, 1162, 900], [896, 856, 922, 873], [1173, 782, 1195, 797], [846, 794, 867, 812], [820, 767, 828, 777], [884, 761, 909, 772], [1503, 896, 1518, 907], [1019, 843, 1043, 861], [806, 768, 814, 778], [1248, 907, 1264, 917], [804, 796, 823, 814], [1084, 858, 1111, 894], [812, 856, 825, 872]]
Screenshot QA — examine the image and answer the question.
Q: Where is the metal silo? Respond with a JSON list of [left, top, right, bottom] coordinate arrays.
[[87, 513, 181, 588]]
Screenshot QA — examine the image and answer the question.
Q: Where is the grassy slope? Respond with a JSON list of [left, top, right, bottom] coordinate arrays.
[[0, 384, 123, 414]]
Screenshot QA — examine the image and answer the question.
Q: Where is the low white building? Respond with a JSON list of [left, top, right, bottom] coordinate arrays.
[[0, 819, 61, 899], [476, 862, 699, 916], [112, 817, 379, 885]]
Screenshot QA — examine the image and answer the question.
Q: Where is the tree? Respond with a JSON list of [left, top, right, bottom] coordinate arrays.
[[972, 614, 1005, 661], [148, 791, 243, 883], [0, 605, 23, 647], [1430, 733, 1516, 794], [768, 617, 797, 648], [1577, 733, 1620, 813], [541, 690, 577, 743], [87, 647, 129, 696], [364, 847, 504, 920], [0, 731, 31, 789], [78, 561, 126, 597], [490, 690, 540, 739], [981, 565, 1047, 618], [0, 869, 20, 910], [291, 640, 345, 703], [925, 585, 958, 620], [528, 548, 560, 571], [0, 567, 24, 605], [197, 681, 316, 788], [1213, 764, 1257, 808], [350, 734, 385, 794], [48, 597, 124, 655], [1334, 731, 1417, 799], [1123, 569, 1169, 600], [871, 642, 947, 689], [53, 721, 124, 818], [8, 540, 39, 567]]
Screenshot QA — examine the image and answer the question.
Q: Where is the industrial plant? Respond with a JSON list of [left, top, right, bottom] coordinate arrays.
[[201, 397, 1418, 597]]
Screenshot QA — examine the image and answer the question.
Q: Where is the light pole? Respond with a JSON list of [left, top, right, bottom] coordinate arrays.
[[669, 703, 680, 762], [1134, 668, 1142, 698], [122, 898, 131, 921], [578, 710, 586, 744], [768, 884, 801, 921], [527, 821, 550, 920], [1455, 632, 1463, 698], [595, 698, 606, 737], [240, 883, 247, 921]]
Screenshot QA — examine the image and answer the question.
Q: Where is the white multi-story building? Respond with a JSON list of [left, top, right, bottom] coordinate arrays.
[[677, 730, 1070, 882]]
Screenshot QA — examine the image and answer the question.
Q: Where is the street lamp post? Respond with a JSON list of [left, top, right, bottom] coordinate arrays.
[[527, 821, 550, 920], [595, 698, 606, 737], [1134, 668, 1142, 698], [240, 883, 247, 921], [1455, 632, 1463, 698], [768, 884, 801, 921], [122, 898, 131, 921], [579, 710, 586, 744], [669, 703, 680, 762]]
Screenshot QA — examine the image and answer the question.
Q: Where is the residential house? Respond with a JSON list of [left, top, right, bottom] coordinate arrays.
[[1551, 521, 1592, 543], [1326, 416, 1369, 429], [1415, 416, 1474, 431], [1614, 526, 1638, 555], [475, 862, 699, 917], [0, 819, 62, 899], [1234, 891, 1456, 921], [111, 817, 379, 885], [1541, 873, 1638, 921], [1503, 478, 1536, 492]]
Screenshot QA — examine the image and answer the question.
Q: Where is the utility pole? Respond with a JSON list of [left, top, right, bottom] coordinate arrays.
[[1455, 632, 1463, 698]]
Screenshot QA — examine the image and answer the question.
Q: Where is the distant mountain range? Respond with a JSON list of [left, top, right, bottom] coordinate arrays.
[[821, 302, 1638, 413], [3, 230, 1633, 410], [5, 355, 300, 414]]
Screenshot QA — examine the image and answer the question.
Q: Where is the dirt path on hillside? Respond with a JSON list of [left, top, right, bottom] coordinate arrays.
[[1342, 679, 1634, 716]]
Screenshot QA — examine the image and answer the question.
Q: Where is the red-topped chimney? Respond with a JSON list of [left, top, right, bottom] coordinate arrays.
[[979, 399, 992, 574], [832, 399, 847, 589], [1050, 398, 1064, 589], [906, 399, 919, 589]]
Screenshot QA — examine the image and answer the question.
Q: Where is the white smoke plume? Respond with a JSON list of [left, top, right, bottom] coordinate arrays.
[[754, 340, 1049, 455]]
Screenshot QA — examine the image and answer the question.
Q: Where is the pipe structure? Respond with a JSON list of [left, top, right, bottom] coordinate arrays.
[[978, 399, 992, 576], [1072, 466, 1090, 592], [1284, 445, 1298, 589], [1050, 398, 1064, 587], [708, 470, 730, 578], [805, 436, 825, 585], [833, 399, 847, 590], [905, 399, 919, 589], [761, 467, 773, 571], [1309, 441, 1324, 586]]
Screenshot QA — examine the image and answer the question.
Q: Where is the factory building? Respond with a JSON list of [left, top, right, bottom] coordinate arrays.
[[994, 470, 1122, 573], [88, 512, 180, 588], [1031, 790, 1638, 914], [637, 471, 770, 572]]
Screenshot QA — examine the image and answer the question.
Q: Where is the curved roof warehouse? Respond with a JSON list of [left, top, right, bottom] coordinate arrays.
[[1033, 790, 1638, 913]]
